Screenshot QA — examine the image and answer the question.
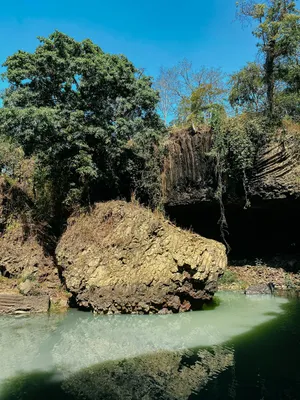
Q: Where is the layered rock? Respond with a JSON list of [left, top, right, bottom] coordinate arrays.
[[163, 128, 300, 256], [56, 201, 227, 314], [0, 177, 68, 311], [0, 293, 50, 314], [163, 128, 300, 207], [162, 127, 215, 207]]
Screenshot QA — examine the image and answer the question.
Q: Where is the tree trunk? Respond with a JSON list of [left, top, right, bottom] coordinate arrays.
[[265, 42, 276, 120]]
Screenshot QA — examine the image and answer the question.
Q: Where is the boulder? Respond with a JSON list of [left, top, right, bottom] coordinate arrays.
[[56, 201, 227, 314], [244, 283, 275, 295]]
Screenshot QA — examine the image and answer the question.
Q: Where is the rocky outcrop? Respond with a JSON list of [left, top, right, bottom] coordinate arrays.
[[244, 283, 275, 295], [0, 293, 50, 314], [163, 128, 300, 256], [56, 201, 227, 314], [0, 177, 69, 312], [163, 128, 300, 207], [0, 224, 69, 308], [163, 127, 216, 207]]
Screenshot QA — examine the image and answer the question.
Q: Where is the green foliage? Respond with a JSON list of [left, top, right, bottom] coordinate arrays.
[[0, 31, 163, 217], [0, 135, 24, 178], [236, 0, 300, 120], [219, 270, 238, 284], [229, 62, 266, 112]]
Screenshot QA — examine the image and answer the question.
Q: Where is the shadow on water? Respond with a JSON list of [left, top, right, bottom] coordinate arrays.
[[1, 347, 234, 400], [1, 297, 300, 400], [0, 371, 74, 400], [197, 299, 300, 400]]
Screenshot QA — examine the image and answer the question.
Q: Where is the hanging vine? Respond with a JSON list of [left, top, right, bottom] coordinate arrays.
[[208, 111, 267, 252]]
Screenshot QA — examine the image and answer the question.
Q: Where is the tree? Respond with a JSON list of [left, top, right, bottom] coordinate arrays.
[[236, 0, 300, 119], [155, 59, 226, 125], [229, 62, 267, 112], [0, 31, 163, 216]]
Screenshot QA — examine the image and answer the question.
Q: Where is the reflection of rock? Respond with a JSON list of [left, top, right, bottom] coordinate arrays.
[[56, 201, 227, 314], [0, 348, 234, 400], [63, 347, 234, 400]]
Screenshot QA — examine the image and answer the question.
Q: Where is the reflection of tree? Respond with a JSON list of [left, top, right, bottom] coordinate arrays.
[[63, 347, 234, 400]]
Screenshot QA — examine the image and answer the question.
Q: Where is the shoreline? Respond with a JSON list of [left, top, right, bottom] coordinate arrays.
[[219, 264, 300, 293]]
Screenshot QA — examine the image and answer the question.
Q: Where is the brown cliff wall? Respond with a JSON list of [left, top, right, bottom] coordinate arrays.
[[163, 127, 300, 257]]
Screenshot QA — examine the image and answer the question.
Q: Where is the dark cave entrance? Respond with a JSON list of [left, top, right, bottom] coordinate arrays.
[[166, 199, 300, 265]]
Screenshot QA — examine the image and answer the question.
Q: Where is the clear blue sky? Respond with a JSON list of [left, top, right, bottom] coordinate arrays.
[[0, 0, 298, 89]]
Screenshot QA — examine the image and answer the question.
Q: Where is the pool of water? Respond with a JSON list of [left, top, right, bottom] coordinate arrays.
[[0, 292, 299, 399]]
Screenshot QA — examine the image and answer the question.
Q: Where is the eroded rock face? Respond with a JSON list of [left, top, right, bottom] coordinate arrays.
[[0, 224, 63, 298], [163, 128, 300, 207], [0, 178, 69, 311], [56, 201, 227, 314], [164, 129, 300, 256], [0, 293, 50, 314]]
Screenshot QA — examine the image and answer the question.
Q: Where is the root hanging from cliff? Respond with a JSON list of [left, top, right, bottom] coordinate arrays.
[[242, 169, 251, 209], [215, 156, 231, 254]]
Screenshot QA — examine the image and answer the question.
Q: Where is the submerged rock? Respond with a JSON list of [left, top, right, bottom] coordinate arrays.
[[56, 201, 227, 314]]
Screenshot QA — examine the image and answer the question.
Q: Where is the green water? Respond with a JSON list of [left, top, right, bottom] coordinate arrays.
[[0, 292, 299, 399]]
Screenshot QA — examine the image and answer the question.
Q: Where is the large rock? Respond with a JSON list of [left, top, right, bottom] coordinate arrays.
[[56, 201, 227, 314]]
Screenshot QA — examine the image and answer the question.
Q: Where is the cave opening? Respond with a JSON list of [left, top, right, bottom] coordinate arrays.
[[166, 199, 300, 268]]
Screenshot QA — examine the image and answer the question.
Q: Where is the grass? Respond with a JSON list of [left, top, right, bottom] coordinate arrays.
[[219, 270, 238, 285]]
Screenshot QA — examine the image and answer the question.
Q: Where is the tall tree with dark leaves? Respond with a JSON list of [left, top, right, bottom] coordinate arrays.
[[236, 0, 300, 120], [0, 31, 164, 218]]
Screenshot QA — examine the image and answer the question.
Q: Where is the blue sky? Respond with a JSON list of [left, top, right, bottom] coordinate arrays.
[[0, 0, 298, 89]]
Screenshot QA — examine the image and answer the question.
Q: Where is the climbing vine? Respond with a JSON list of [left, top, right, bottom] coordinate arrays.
[[208, 111, 270, 251]]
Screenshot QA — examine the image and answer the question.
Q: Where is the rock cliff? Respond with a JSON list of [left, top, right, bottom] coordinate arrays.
[[0, 177, 68, 311], [56, 201, 227, 314], [163, 128, 300, 257], [163, 127, 300, 207]]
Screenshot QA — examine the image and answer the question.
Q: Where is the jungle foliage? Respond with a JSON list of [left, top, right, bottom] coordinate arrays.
[[0, 1, 299, 241], [0, 32, 165, 230]]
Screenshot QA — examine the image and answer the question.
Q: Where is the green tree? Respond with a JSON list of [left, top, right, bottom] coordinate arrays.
[[229, 62, 266, 112], [0, 31, 163, 216], [237, 0, 300, 119]]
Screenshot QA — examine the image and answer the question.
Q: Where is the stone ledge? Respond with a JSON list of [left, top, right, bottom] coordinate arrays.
[[0, 293, 50, 314]]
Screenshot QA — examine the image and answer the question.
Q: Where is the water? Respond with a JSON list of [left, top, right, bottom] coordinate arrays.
[[0, 292, 299, 399]]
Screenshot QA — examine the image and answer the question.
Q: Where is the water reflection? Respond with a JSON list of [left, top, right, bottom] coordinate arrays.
[[0, 292, 290, 399], [1, 347, 234, 400]]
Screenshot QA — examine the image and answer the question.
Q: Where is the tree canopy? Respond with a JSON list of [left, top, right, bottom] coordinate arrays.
[[0, 31, 164, 219], [234, 0, 300, 120]]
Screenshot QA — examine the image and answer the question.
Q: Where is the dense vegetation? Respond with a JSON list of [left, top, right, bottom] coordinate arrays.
[[0, 33, 165, 236], [0, 0, 299, 244]]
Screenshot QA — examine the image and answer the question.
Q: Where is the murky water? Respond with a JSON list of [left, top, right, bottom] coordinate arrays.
[[0, 292, 299, 399]]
